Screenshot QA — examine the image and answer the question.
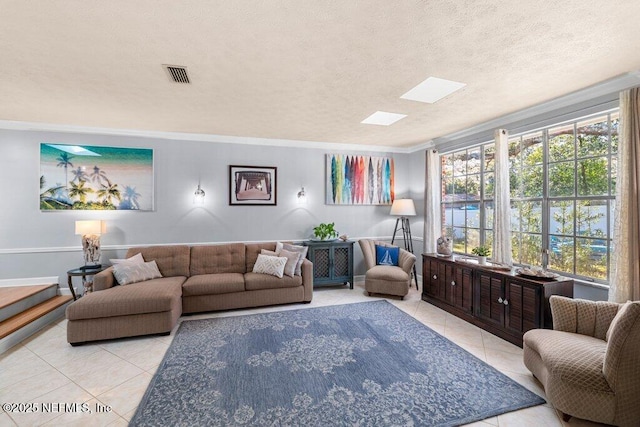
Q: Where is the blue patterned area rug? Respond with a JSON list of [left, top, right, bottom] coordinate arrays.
[[130, 301, 544, 426]]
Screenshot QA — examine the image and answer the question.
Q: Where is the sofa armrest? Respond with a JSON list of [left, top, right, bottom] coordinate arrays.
[[300, 258, 313, 302], [92, 267, 116, 292], [398, 249, 416, 275], [551, 295, 620, 339]]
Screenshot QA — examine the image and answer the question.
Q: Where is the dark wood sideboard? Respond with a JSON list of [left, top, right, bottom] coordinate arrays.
[[422, 254, 574, 347]]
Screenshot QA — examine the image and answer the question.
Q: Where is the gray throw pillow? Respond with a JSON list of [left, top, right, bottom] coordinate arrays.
[[281, 243, 308, 276]]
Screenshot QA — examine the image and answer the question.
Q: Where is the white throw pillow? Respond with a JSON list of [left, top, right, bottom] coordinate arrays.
[[113, 260, 162, 285], [252, 254, 287, 279], [110, 253, 144, 265]]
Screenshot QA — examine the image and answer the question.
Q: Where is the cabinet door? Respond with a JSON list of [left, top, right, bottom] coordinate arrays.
[[332, 245, 351, 281], [475, 272, 504, 326], [437, 261, 450, 302], [505, 280, 541, 335], [453, 266, 473, 313], [311, 246, 331, 282], [423, 258, 439, 297]]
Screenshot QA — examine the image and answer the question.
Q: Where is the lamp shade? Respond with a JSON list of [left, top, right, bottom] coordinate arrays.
[[390, 199, 416, 216], [75, 220, 105, 235]]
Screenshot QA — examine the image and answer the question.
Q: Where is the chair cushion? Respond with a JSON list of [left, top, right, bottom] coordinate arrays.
[[603, 301, 640, 387], [524, 329, 610, 392], [366, 265, 409, 282], [182, 273, 245, 296]]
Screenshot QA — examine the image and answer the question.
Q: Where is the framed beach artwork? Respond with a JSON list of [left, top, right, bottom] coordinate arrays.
[[40, 143, 154, 211], [326, 154, 394, 205], [229, 165, 277, 206]]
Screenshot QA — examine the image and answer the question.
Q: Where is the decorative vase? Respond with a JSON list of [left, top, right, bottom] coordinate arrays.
[[478, 256, 487, 265]]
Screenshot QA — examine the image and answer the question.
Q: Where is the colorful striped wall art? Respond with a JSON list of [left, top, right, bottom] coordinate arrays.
[[325, 154, 394, 205]]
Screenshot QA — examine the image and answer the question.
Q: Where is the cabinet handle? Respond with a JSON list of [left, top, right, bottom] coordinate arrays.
[[432, 275, 437, 280], [503, 299, 509, 306], [498, 297, 503, 303], [451, 281, 456, 286]]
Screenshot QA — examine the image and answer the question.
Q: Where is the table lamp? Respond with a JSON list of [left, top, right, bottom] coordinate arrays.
[[75, 220, 105, 269]]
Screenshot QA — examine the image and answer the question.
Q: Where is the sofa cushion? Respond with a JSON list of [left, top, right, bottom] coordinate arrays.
[[244, 272, 302, 291], [113, 260, 162, 286], [66, 276, 185, 320], [245, 242, 278, 271], [126, 245, 190, 277], [190, 244, 246, 275], [182, 273, 246, 296]]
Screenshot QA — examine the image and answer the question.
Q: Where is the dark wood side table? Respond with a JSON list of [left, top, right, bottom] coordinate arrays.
[[67, 266, 106, 300]]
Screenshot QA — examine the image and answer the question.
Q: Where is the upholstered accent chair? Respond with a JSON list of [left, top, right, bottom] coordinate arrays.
[[523, 296, 640, 426], [358, 239, 416, 299]]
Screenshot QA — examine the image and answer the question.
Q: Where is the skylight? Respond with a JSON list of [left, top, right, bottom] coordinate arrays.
[[400, 77, 466, 104], [361, 111, 407, 126]]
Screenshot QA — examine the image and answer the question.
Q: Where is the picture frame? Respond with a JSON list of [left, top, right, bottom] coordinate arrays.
[[229, 165, 277, 206], [325, 154, 394, 205], [40, 143, 154, 211]]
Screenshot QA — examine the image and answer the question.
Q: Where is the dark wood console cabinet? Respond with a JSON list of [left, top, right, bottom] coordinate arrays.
[[422, 254, 573, 347]]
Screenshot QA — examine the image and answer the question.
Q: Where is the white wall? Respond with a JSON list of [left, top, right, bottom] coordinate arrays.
[[0, 129, 419, 286]]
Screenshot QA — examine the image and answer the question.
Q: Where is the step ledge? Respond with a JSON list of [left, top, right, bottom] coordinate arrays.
[[0, 296, 72, 340], [0, 302, 69, 355]]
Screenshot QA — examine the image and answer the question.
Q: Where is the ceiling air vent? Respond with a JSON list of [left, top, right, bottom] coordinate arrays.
[[163, 65, 190, 84]]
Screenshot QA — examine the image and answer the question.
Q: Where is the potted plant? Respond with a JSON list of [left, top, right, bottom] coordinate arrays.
[[313, 222, 339, 241], [471, 245, 490, 265]]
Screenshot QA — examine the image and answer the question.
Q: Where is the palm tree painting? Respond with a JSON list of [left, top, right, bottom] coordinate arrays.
[[40, 143, 153, 210], [326, 154, 394, 205]]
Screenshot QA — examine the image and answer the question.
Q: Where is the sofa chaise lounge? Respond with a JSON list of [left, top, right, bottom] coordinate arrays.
[[66, 242, 313, 345]]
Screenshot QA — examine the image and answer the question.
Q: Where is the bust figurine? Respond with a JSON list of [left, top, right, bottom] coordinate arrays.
[[436, 236, 453, 257]]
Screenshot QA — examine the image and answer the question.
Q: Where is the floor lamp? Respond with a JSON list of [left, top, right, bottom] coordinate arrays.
[[390, 199, 418, 289]]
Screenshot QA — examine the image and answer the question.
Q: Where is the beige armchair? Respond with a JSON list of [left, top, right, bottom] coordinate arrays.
[[523, 296, 640, 426], [358, 239, 416, 299]]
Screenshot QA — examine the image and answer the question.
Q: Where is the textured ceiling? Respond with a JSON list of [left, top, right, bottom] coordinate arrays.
[[1, 1, 639, 149]]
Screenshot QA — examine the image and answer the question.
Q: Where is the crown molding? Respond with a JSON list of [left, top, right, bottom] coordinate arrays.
[[0, 120, 416, 154], [432, 71, 640, 150]]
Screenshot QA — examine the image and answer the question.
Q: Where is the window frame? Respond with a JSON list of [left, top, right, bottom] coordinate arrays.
[[439, 109, 618, 285]]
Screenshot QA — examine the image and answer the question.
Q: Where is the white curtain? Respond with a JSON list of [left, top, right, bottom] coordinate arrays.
[[424, 149, 442, 253], [493, 129, 513, 265], [609, 87, 640, 302]]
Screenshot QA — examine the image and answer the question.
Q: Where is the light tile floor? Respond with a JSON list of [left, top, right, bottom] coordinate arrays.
[[0, 283, 608, 426]]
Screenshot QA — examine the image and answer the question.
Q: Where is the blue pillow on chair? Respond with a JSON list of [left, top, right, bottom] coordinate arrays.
[[375, 245, 399, 266]]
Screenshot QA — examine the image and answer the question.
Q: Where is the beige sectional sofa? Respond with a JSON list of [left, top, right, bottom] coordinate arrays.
[[66, 242, 313, 345]]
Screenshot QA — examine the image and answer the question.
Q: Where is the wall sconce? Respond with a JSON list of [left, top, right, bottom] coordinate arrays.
[[75, 220, 106, 269], [297, 187, 307, 204], [194, 184, 205, 205]]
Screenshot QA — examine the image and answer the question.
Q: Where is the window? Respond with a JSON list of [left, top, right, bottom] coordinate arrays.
[[440, 110, 619, 284]]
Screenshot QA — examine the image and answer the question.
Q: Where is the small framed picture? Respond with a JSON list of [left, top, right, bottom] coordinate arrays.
[[229, 165, 277, 206]]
